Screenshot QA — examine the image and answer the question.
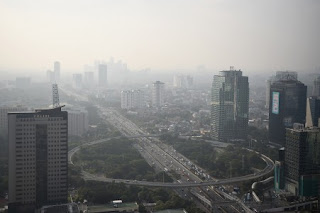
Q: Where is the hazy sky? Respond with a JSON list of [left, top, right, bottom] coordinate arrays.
[[0, 0, 319, 72]]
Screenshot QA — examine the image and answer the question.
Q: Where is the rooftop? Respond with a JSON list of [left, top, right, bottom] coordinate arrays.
[[88, 202, 138, 213]]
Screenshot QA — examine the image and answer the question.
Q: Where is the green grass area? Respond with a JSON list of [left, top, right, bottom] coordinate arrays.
[[73, 138, 172, 182]]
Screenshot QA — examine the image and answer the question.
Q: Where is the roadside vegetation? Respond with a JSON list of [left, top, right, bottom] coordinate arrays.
[[160, 134, 266, 179], [73, 138, 173, 182], [71, 178, 202, 213], [69, 164, 203, 212]]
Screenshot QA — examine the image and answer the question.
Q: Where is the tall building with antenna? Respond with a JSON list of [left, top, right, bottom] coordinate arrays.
[[8, 85, 68, 212]]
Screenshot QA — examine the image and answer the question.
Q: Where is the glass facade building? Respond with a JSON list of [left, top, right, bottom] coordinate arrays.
[[269, 79, 307, 144], [211, 69, 249, 142]]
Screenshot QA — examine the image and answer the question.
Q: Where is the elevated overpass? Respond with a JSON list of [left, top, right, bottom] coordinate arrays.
[[69, 135, 274, 188]]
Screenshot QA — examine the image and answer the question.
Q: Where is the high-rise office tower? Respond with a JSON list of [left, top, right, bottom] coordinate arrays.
[[268, 77, 307, 144], [305, 96, 320, 128], [313, 76, 320, 97], [152, 81, 165, 108], [211, 68, 249, 142], [8, 107, 68, 212], [284, 125, 320, 196], [98, 64, 107, 87], [265, 71, 298, 109], [54, 61, 60, 82]]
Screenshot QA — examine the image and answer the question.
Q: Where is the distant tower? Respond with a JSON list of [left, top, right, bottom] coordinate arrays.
[[152, 81, 165, 108], [98, 64, 107, 87], [52, 84, 60, 108], [211, 68, 249, 142], [54, 61, 60, 82], [313, 76, 320, 96]]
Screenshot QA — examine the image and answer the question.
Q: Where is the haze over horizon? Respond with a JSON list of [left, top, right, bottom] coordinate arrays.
[[1, 0, 320, 73]]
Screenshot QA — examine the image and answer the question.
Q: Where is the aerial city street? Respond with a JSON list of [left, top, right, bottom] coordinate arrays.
[[0, 1, 320, 213]]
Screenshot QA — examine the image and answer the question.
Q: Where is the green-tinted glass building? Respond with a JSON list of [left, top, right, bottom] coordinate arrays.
[[211, 69, 249, 142]]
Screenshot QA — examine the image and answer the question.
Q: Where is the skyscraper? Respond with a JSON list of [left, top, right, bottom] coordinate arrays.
[[305, 96, 320, 128], [8, 107, 68, 212], [265, 71, 298, 109], [211, 68, 249, 142], [98, 64, 107, 87], [284, 125, 320, 196], [268, 77, 307, 144], [313, 76, 320, 97], [152, 81, 165, 108], [54, 61, 60, 82]]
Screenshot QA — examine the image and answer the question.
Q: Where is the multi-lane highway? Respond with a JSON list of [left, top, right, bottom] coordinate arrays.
[[64, 88, 274, 213], [69, 135, 273, 188]]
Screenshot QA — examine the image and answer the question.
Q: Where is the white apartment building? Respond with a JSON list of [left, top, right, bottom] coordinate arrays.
[[8, 107, 68, 212], [121, 90, 144, 109], [67, 109, 88, 136]]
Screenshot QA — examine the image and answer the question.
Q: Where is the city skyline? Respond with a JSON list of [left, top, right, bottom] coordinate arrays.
[[1, 0, 320, 72]]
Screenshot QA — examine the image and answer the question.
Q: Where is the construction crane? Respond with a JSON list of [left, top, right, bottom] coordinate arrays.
[[52, 83, 60, 108]]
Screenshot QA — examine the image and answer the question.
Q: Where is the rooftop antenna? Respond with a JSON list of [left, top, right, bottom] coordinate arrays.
[[52, 83, 60, 108]]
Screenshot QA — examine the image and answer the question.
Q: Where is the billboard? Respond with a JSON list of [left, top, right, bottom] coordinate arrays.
[[272, 92, 280, 114]]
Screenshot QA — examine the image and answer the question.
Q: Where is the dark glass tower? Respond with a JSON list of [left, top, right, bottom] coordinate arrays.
[[211, 69, 249, 142], [269, 79, 307, 144], [285, 127, 320, 196]]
